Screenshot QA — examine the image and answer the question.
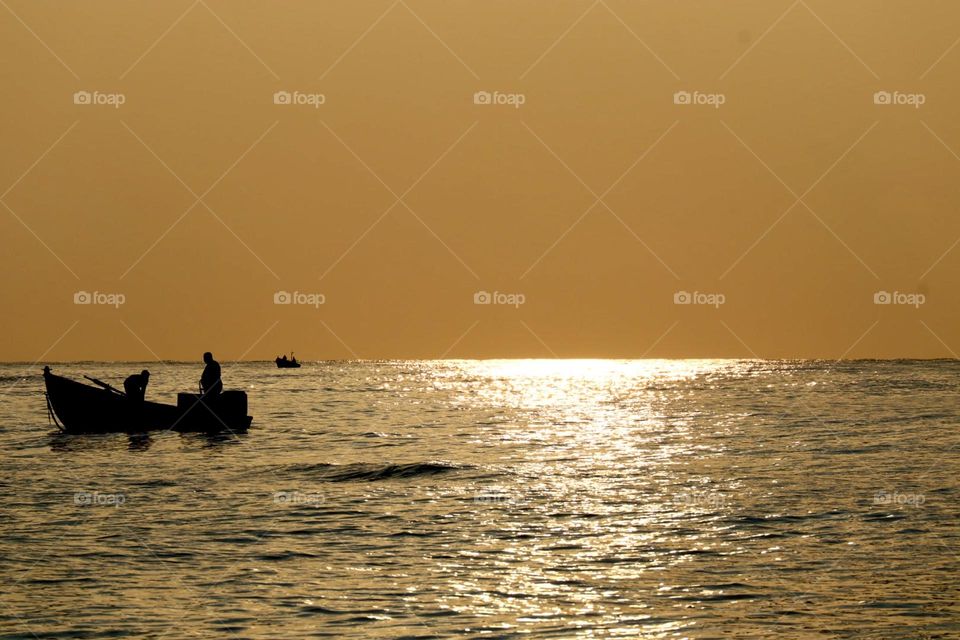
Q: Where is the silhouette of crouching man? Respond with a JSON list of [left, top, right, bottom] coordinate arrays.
[[124, 370, 150, 402]]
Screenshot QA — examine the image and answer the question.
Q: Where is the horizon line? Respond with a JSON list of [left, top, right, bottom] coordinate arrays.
[[5, 357, 958, 365]]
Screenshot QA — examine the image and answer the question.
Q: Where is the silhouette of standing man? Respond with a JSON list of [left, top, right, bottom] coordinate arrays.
[[200, 352, 222, 398]]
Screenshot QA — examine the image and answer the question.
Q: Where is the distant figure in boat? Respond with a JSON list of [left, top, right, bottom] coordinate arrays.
[[123, 370, 150, 402], [200, 352, 222, 397], [275, 352, 301, 368]]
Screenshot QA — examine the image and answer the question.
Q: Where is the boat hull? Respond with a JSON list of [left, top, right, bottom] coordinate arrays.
[[43, 368, 252, 434]]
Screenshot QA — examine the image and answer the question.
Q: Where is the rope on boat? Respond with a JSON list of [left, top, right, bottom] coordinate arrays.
[[45, 392, 64, 431]]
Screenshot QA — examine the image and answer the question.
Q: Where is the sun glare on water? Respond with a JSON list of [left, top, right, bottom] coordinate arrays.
[[469, 359, 723, 382], [451, 359, 730, 415]]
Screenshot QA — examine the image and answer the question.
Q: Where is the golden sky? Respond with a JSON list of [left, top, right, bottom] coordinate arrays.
[[1, 0, 959, 360]]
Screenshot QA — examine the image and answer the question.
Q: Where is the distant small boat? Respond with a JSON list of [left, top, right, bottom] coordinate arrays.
[[43, 367, 252, 434], [275, 353, 301, 369]]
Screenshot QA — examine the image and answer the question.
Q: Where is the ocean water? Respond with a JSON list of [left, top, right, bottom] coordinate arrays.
[[1, 359, 958, 639]]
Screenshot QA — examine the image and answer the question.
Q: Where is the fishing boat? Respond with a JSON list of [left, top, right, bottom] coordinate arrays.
[[275, 353, 301, 369], [43, 366, 252, 434]]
